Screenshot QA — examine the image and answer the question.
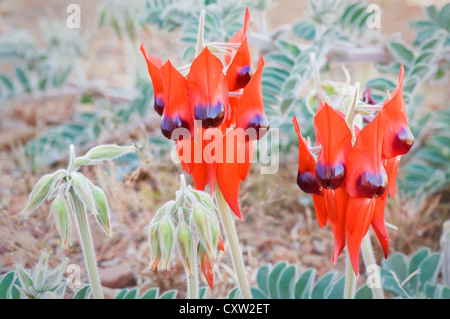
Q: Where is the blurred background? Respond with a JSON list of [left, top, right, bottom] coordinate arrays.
[[0, 0, 449, 298]]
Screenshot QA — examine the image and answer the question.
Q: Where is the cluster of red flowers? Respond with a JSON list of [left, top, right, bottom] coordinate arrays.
[[141, 8, 269, 220], [293, 65, 414, 276]]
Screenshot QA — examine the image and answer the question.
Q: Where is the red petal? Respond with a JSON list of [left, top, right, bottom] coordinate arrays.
[[216, 129, 256, 219], [217, 236, 225, 252], [226, 40, 252, 91], [323, 188, 348, 262], [292, 116, 322, 195], [140, 43, 165, 116], [371, 191, 390, 259], [225, 8, 251, 91], [175, 135, 209, 191], [159, 60, 193, 140], [234, 55, 269, 141], [346, 113, 388, 198], [312, 194, 328, 228], [386, 155, 401, 199], [187, 47, 229, 128], [200, 251, 214, 290], [314, 103, 352, 189], [227, 7, 250, 48], [345, 197, 376, 276], [380, 64, 414, 159]]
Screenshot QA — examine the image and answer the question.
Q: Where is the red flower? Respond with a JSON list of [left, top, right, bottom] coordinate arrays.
[[187, 47, 229, 128], [159, 60, 193, 140], [225, 7, 252, 92], [140, 43, 165, 116], [293, 66, 413, 276], [141, 7, 268, 288]]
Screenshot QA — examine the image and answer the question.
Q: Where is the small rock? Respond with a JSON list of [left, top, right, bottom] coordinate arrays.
[[99, 266, 135, 289]]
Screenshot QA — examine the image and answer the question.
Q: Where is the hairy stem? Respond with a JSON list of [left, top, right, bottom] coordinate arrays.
[[71, 190, 103, 299], [361, 233, 385, 299], [215, 183, 251, 299], [344, 247, 357, 299], [186, 258, 199, 299]]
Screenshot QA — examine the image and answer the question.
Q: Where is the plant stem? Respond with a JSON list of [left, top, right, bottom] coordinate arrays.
[[71, 190, 104, 299], [186, 262, 199, 299], [361, 233, 385, 299], [215, 183, 252, 299], [344, 247, 357, 299]]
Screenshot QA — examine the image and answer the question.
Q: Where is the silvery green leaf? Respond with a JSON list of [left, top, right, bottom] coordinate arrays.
[[32, 251, 51, 292], [15, 264, 33, 292], [43, 258, 69, 291], [38, 291, 60, 299], [74, 156, 101, 167], [82, 144, 137, 162], [72, 285, 91, 299], [0, 271, 15, 299]]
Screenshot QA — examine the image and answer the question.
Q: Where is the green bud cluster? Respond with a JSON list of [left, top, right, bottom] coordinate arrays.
[[20, 144, 137, 247], [148, 175, 223, 280]]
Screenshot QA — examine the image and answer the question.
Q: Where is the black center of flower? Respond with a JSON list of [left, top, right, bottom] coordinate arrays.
[[161, 114, 191, 141], [297, 171, 322, 195], [236, 65, 251, 89], [315, 161, 346, 189], [245, 113, 270, 140], [392, 126, 414, 155], [194, 102, 225, 128], [154, 95, 165, 116], [356, 170, 388, 198]]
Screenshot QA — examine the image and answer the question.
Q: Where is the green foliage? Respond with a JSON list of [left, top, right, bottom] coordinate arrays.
[[399, 108, 450, 195], [0, 25, 83, 99], [23, 78, 157, 172], [364, 13, 449, 196], [114, 287, 181, 299], [228, 262, 372, 299], [410, 4, 450, 47], [380, 247, 449, 299], [0, 251, 92, 299], [140, 0, 265, 61]]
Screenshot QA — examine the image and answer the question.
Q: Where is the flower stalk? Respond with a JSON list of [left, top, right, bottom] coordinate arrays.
[[361, 233, 385, 299], [70, 189, 104, 299], [215, 182, 251, 299]]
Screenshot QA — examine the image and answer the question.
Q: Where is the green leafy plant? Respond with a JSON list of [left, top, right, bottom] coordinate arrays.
[[380, 248, 449, 299], [0, 251, 92, 299], [228, 261, 372, 299], [20, 143, 137, 299], [114, 287, 182, 299]]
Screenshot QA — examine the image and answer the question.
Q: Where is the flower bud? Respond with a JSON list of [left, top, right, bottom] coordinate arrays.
[[149, 223, 161, 270], [21, 170, 65, 218], [71, 172, 97, 215], [199, 245, 214, 290], [92, 186, 112, 237], [209, 218, 220, 252], [82, 144, 137, 162], [51, 195, 72, 248], [192, 206, 213, 257], [177, 222, 194, 278], [158, 218, 176, 270]]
